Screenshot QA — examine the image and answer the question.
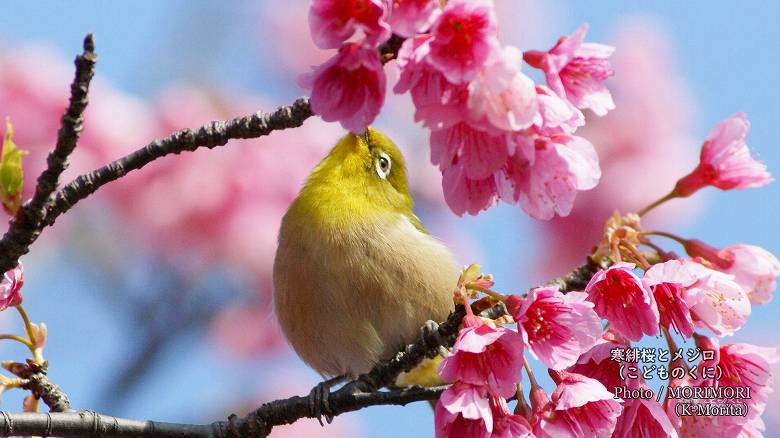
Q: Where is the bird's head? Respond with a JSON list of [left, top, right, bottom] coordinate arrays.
[[299, 127, 415, 218]]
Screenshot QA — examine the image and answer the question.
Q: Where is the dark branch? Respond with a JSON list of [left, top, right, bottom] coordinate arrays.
[[15, 362, 72, 413], [0, 411, 213, 438], [0, 34, 96, 274], [0, 386, 444, 438], [43, 97, 312, 228], [545, 256, 607, 293], [0, 97, 313, 274]]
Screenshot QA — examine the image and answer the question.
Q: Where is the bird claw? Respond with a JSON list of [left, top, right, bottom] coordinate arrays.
[[420, 320, 444, 347], [309, 374, 347, 426]]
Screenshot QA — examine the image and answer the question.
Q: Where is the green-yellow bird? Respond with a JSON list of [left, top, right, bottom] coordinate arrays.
[[273, 128, 458, 386]]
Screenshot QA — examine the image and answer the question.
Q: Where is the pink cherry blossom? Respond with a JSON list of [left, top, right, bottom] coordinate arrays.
[[674, 113, 772, 197], [612, 396, 677, 438], [387, 0, 439, 38], [438, 317, 524, 398], [490, 396, 533, 438], [300, 42, 386, 133], [643, 260, 698, 338], [532, 84, 585, 134], [467, 47, 537, 132], [694, 334, 780, 425], [682, 261, 751, 336], [430, 122, 512, 179], [435, 382, 493, 438], [533, 21, 701, 281], [0, 264, 23, 310], [531, 371, 622, 438], [502, 134, 601, 221], [524, 23, 615, 116], [427, 0, 500, 84], [584, 262, 659, 342], [440, 161, 498, 216], [723, 245, 780, 305], [686, 243, 780, 305], [567, 330, 637, 392], [308, 0, 391, 49], [394, 35, 469, 130], [507, 287, 601, 370]]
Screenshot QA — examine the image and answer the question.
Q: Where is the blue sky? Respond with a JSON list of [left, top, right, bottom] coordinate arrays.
[[0, 1, 778, 436]]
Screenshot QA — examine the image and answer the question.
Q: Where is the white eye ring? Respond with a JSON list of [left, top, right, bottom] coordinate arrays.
[[375, 152, 391, 179]]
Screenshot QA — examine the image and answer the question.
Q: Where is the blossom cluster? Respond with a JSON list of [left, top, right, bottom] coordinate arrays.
[[434, 112, 778, 437], [301, 0, 616, 219]]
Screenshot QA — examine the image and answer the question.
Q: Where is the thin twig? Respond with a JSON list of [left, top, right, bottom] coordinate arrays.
[[0, 34, 96, 274]]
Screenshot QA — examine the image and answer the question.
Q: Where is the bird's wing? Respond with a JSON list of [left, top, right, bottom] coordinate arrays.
[[406, 212, 428, 234]]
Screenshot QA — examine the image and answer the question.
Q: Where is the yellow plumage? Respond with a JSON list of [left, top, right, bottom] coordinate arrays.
[[273, 128, 457, 382]]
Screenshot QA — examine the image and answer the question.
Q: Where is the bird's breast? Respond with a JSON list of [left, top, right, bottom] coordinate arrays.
[[273, 212, 458, 377]]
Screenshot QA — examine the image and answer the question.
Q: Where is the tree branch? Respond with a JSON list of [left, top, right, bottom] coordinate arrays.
[[0, 34, 96, 274], [0, 386, 444, 438], [43, 96, 312, 222], [545, 256, 607, 293], [15, 361, 72, 413], [0, 96, 313, 274]]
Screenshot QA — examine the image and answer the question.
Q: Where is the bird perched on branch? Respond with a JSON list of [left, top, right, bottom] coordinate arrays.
[[273, 128, 458, 406]]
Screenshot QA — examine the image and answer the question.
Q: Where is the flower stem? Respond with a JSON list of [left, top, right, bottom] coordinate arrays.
[[15, 305, 43, 363], [623, 244, 652, 270], [523, 357, 540, 389], [0, 334, 33, 348], [638, 190, 677, 217], [465, 284, 507, 301], [661, 326, 688, 372], [641, 230, 688, 245], [640, 240, 673, 261]]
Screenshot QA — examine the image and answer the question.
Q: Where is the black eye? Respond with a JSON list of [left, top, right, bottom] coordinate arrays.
[[375, 152, 392, 179]]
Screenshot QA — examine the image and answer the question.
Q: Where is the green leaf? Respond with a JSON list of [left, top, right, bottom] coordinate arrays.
[[0, 119, 28, 214]]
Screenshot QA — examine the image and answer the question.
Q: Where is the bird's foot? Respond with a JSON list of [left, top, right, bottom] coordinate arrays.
[[309, 374, 347, 426], [420, 320, 445, 349]]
